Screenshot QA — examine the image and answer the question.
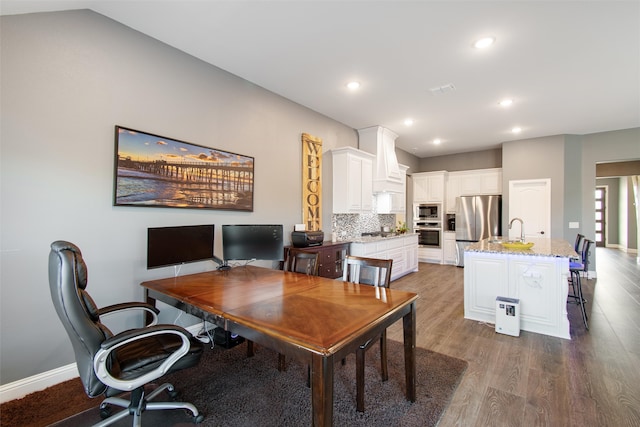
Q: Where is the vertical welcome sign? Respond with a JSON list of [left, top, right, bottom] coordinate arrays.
[[302, 133, 322, 231]]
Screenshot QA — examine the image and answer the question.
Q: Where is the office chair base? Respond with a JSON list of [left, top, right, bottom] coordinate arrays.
[[96, 383, 203, 427]]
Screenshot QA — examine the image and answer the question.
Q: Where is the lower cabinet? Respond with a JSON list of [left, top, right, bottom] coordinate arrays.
[[350, 234, 419, 282], [284, 242, 350, 279], [443, 231, 456, 265], [464, 251, 571, 339]]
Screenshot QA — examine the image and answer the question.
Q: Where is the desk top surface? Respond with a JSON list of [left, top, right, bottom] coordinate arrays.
[[141, 265, 418, 354]]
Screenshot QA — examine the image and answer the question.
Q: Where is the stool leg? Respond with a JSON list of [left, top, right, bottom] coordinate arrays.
[[576, 273, 589, 330]]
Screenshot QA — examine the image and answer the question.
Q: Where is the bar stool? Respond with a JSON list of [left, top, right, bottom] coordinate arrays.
[[574, 233, 585, 253], [569, 239, 592, 330]]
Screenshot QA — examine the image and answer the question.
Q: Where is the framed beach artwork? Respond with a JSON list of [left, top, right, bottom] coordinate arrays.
[[113, 126, 254, 211]]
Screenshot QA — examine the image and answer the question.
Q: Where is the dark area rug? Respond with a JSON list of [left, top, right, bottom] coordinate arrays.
[[1, 340, 467, 427]]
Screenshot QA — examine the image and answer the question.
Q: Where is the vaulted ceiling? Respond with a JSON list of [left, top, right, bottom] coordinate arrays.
[[2, 1, 638, 157]]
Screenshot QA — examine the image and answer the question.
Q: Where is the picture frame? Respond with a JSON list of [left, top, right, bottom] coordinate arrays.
[[113, 126, 254, 211]]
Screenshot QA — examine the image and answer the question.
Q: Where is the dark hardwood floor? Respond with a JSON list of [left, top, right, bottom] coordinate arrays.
[[386, 247, 640, 427]]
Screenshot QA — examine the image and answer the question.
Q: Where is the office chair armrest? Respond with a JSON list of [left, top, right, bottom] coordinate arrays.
[[98, 302, 160, 326], [94, 325, 192, 392]]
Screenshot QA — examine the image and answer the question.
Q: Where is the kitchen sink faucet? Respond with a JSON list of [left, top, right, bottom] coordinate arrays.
[[509, 217, 525, 242]]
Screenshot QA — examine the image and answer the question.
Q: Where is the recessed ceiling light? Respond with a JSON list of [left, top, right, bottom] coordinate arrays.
[[404, 118, 414, 126], [473, 37, 495, 49], [499, 99, 513, 107], [511, 127, 522, 134], [346, 81, 360, 90], [433, 138, 442, 145]]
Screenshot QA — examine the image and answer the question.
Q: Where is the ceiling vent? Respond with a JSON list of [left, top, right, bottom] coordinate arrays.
[[429, 83, 456, 95]]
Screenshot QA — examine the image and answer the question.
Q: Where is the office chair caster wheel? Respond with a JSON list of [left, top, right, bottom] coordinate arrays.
[[192, 413, 205, 424], [166, 389, 179, 400], [99, 404, 112, 419]]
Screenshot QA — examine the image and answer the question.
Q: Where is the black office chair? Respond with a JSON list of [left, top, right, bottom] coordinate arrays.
[[343, 255, 393, 412], [48, 241, 204, 426], [569, 239, 592, 330]]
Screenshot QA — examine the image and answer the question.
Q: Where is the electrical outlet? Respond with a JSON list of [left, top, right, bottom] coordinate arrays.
[[569, 222, 579, 229]]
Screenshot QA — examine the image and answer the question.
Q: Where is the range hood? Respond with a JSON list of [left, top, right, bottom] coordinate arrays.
[[358, 126, 405, 193]]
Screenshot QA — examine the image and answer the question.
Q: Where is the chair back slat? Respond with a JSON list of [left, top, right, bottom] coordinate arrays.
[[285, 249, 320, 276], [343, 255, 393, 288]]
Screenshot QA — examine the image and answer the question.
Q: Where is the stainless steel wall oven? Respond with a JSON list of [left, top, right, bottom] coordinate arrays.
[[414, 223, 441, 248]]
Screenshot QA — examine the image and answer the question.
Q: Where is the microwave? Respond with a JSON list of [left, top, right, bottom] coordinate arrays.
[[415, 203, 440, 221]]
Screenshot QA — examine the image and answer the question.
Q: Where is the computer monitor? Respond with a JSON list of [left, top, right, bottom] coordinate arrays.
[[222, 224, 284, 263], [147, 224, 215, 269]]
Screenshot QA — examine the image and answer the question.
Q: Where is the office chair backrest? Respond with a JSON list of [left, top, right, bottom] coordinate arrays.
[[49, 241, 112, 398], [343, 255, 393, 288], [285, 249, 320, 276]]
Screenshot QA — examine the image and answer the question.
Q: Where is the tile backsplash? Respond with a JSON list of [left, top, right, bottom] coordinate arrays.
[[332, 213, 397, 240]]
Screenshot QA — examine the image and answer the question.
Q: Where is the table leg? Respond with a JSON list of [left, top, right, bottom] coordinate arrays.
[[403, 301, 416, 403], [310, 353, 334, 427]]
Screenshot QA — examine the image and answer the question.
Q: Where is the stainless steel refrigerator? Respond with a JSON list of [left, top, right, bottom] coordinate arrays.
[[455, 195, 502, 267]]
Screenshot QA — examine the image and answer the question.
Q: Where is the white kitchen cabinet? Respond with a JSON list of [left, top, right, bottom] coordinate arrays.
[[443, 231, 457, 264], [350, 234, 418, 281], [445, 168, 502, 213], [418, 247, 443, 264], [445, 174, 460, 213], [332, 147, 374, 213], [413, 171, 446, 203]]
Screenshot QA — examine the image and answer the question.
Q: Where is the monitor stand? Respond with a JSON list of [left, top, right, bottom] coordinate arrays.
[[213, 256, 231, 271]]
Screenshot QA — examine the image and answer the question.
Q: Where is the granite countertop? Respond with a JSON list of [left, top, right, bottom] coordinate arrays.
[[350, 233, 416, 244], [465, 237, 579, 258]]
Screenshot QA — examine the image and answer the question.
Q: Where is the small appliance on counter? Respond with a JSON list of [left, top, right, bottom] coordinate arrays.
[[291, 230, 324, 247]]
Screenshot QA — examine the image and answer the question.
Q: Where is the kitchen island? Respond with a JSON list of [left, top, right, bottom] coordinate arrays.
[[464, 237, 578, 339]]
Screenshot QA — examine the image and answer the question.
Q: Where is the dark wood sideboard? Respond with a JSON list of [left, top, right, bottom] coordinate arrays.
[[284, 241, 350, 279]]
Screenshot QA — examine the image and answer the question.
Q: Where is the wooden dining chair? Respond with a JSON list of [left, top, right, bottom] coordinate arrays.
[[342, 255, 393, 412], [285, 248, 320, 276], [275, 249, 320, 371]]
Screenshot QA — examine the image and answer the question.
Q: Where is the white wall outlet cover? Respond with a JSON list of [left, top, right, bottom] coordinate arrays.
[[569, 222, 579, 229], [294, 224, 305, 231]]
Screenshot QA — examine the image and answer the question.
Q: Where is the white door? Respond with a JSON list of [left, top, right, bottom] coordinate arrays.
[[508, 179, 551, 239]]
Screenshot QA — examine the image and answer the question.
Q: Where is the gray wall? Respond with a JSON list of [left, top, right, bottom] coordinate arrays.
[[418, 148, 502, 172], [501, 129, 639, 269], [502, 135, 568, 238], [2, 9, 639, 388], [0, 10, 357, 384], [581, 128, 640, 258]]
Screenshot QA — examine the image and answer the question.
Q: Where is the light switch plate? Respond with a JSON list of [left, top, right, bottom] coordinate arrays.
[[569, 222, 579, 229]]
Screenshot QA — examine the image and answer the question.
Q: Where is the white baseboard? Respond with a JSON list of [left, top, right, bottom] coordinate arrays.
[[0, 323, 205, 404], [0, 363, 79, 404]]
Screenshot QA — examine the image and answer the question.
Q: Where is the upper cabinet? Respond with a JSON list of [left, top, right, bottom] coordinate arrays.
[[413, 171, 446, 203], [445, 168, 503, 213], [332, 147, 375, 213]]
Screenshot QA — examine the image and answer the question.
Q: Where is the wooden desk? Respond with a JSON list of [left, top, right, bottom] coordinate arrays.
[[141, 265, 418, 426]]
